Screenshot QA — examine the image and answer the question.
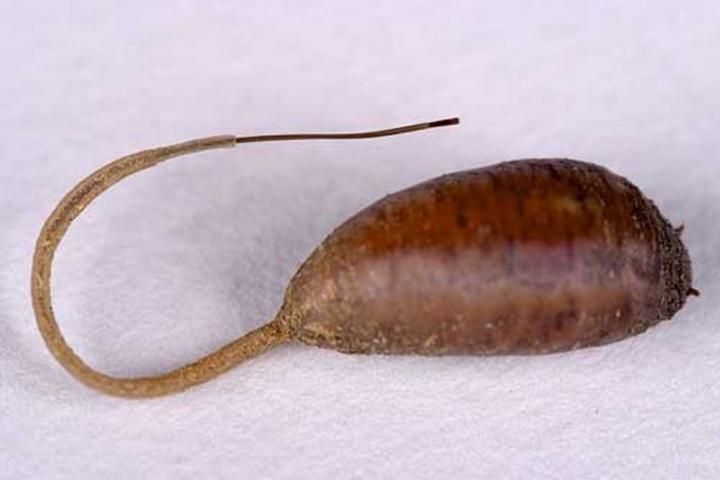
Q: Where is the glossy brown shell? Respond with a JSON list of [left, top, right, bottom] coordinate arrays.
[[280, 159, 692, 355]]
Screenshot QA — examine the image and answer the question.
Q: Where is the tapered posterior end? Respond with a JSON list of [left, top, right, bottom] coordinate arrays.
[[428, 117, 460, 128]]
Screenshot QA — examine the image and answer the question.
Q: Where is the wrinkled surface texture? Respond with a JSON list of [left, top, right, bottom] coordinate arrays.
[[289, 160, 691, 354]]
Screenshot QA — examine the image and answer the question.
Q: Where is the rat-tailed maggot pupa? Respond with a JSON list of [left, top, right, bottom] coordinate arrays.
[[32, 117, 696, 398]]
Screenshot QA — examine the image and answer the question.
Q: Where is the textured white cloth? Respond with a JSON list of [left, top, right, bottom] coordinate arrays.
[[2, 2, 719, 478]]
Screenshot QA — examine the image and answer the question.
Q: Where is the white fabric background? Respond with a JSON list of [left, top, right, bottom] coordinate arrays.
[[2, 1, 719, 478]]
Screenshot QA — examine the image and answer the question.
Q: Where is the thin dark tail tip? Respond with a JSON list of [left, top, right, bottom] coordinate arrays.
[[428, 117, 460, 128], [688, 287, 700, 297]]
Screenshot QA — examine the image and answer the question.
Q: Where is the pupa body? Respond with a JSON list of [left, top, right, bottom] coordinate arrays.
[[283, 159, 692, 355], [33, 120, 697, 397]]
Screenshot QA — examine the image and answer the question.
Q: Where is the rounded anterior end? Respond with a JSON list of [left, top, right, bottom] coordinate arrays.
[[282, 159, 694, 355]]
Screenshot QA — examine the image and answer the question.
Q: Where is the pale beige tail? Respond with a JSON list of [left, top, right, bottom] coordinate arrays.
[[31, 118, 459, 397]]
